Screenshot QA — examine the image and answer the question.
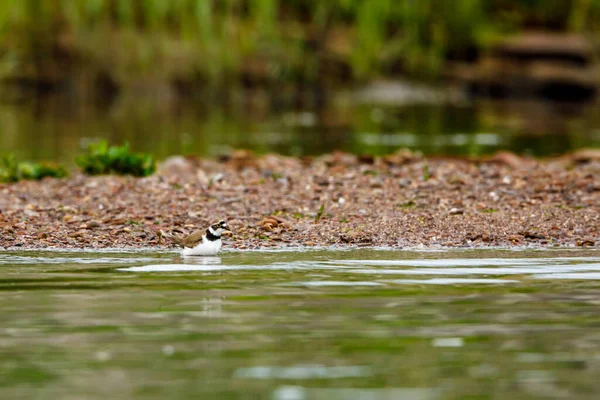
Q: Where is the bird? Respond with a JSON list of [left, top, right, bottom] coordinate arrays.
[[160, 220, 232, 256]]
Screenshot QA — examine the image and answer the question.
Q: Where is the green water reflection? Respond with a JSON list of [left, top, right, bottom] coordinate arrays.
[[1, 248, 600, 399], [1, 95, 599, 163]]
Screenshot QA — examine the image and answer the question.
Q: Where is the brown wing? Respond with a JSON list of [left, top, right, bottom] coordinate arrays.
[[178, 229, 205, 248]]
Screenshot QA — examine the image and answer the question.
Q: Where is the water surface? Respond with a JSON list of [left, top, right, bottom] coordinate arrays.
[[2, 248, 600, 399], [2, 94, 599, 162]]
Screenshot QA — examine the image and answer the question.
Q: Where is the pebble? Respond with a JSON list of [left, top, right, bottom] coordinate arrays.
[[0, 152, 597, 249]]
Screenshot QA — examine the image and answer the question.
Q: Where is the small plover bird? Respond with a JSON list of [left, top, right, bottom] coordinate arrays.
[[160, 220, 231, 256]]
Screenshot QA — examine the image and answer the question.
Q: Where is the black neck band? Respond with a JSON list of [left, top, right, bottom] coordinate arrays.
[[206, 229, 220, 242]]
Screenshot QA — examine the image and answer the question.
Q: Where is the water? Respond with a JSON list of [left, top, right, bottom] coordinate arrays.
[[2, 92, 600, 163], [2, 248, 600, 399]]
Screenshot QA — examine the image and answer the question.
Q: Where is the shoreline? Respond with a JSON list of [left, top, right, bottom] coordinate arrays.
[[1, 151, 598, 250], [1, 244, 600, 254]]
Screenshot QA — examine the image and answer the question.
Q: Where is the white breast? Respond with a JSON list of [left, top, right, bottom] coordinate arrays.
[[181, 238, 222, 256]]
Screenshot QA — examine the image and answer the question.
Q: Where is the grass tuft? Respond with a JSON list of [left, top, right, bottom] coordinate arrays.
[[76, 141, 155, 177], [315, 204, 325, 223], [0, 154, 67, 182]]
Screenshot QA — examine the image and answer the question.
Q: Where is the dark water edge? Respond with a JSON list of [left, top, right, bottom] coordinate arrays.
[[1, 85, 600, 163]]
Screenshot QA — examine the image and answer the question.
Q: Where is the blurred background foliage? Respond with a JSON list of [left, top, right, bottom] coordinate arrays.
[[0, 1, 600, 162], [0, 0, 600, 95]]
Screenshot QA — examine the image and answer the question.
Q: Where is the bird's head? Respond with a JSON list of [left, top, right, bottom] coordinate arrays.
[[210, 220, 232, 236]]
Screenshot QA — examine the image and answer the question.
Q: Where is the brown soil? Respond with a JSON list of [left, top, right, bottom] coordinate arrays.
[[1, 150, 598, 250]]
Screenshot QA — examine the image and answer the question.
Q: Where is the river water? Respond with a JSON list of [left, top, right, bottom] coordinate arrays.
[[2, 248, 600, 399], [2, 90, 600, 162]]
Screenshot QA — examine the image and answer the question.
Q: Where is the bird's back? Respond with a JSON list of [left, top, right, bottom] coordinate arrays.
[[162, 229, 205, 248]]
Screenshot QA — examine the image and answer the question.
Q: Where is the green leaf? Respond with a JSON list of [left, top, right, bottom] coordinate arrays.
[[315, 204, 325, 223]]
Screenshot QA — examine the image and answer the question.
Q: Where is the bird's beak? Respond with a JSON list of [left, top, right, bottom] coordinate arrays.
[[223, 226, 233, 234]]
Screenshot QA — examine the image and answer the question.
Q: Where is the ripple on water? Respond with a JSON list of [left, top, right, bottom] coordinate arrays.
[[119, 261, 356, 272], [119, 255, 600, 283], [233, 364, 372, 379], [384, 278, 518, 285], [0, 255, 159, 265], [533, 272, 600, 280], [324, 257, 600, 267], [272, 386, 440, 400], [344, 264, 600, 276], [281, 281, 383, 287], [120, 264, 276, 272]]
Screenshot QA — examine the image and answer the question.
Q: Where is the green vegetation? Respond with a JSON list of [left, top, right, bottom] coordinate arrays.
[[482, 208, 500, 213], [422, 161, 430, 181], [76, 141, 156, 177], [0, 1, 600, 95], [0, 154, 67, 182], [399, 200, 416, 209], [315, 204, 325, 223], [0, 142, 156, 182]]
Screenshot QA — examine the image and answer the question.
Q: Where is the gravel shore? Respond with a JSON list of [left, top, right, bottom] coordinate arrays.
[[1, 150, 598, 250]]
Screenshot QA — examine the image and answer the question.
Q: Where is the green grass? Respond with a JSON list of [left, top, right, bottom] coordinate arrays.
[[481, 208, 499, 213], [315, 204, 325, 223], [422, 161, 430, 181], [0, 154, 67, 182], [1, 0, 599, 93], [399, 200, 416, 209], [76, 140, 156, 177]]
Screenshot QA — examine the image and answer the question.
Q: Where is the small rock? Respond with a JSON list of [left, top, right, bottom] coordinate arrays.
[[158, 156, 196, 175], [466, 233, 482, 241], [520, 231, 546, 239], [489, 151, 524, 169], [24, 209, 40, 217], [449, 208, 464, 215], [570, 148, 600, 164], [576, 239, 595, 247], [508, 234, 525, 243], [258, 217, 280, 232], [262, 224, 274, 232], [85, 220, 101, 229], [211, 173, 224, 183]]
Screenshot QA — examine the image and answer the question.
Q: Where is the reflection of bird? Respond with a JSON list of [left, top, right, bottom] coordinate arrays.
[[160, 220, 232, 256], [182, 256, 222, 265]]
